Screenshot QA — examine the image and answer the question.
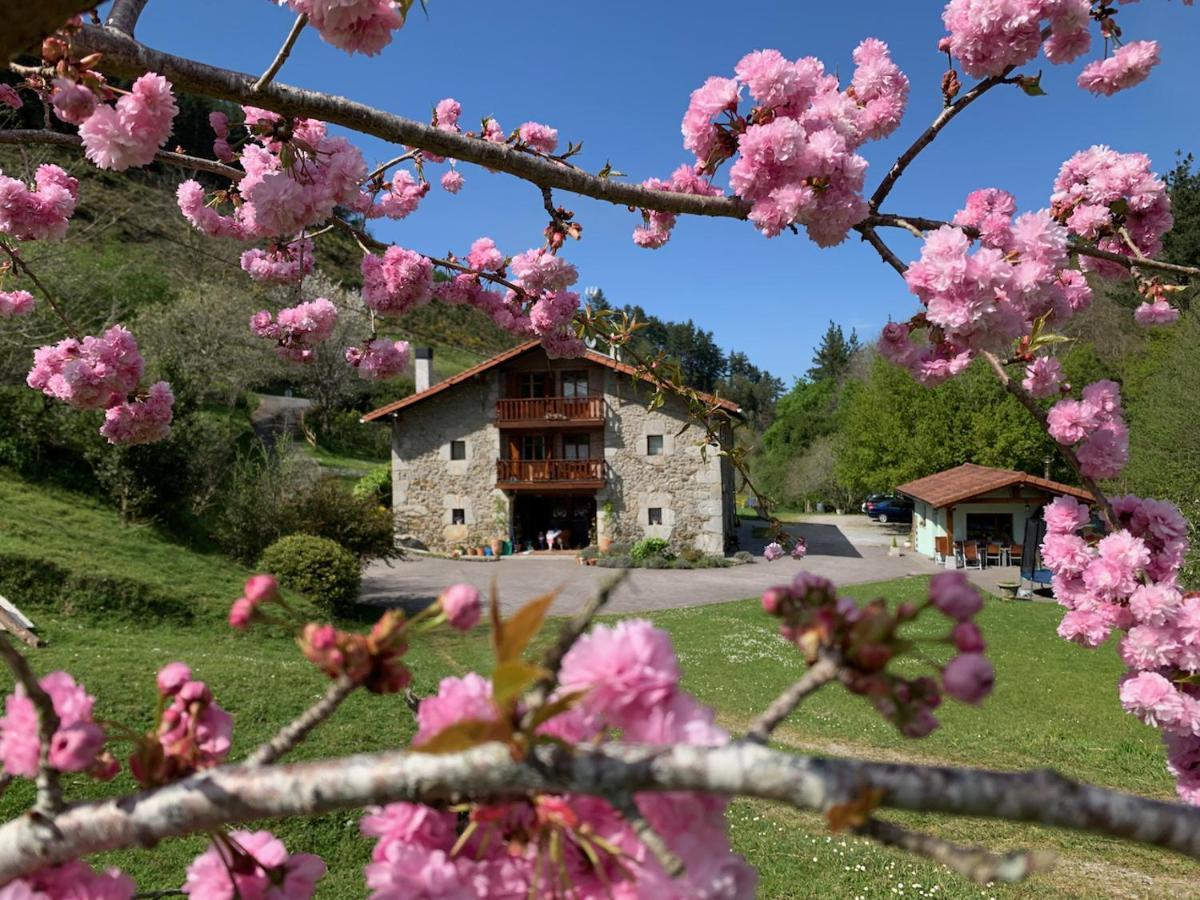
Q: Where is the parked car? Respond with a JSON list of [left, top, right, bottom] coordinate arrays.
[[860, 492, 890, 514], [866, 495, 913, 524]]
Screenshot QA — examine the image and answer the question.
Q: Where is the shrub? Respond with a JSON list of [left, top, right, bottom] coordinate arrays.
[[258, 535, 361, 614], [290, 478, 398, 563], [643, 555, 670, 569], [596, 555, 633, 569], [631, 538, 672, 562], [670, 558, 694, 570], [733, 550, 754, 564], [602, 541, 630, 558], [0, 552, 195, 625], [679, 546, 703, 563], [577, 545, 599, 560], [352, 465, 392, 509]]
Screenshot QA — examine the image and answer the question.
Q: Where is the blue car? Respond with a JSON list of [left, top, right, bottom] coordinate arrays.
[[865, 495, 913, 524]]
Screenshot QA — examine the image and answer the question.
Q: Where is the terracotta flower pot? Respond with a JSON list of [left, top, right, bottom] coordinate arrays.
[[598, 536, 613, 553]]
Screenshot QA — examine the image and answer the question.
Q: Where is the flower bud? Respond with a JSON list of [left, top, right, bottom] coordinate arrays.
[[156, 662, 193, 697], [942, 653, 995, 705], [439, 583, 482, 631]]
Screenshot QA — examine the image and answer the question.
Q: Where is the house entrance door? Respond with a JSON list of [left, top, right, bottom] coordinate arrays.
[[512, 494, 597, 551]]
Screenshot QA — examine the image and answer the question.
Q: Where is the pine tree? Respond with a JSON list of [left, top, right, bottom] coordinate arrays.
[[807, 321, 858, 383]]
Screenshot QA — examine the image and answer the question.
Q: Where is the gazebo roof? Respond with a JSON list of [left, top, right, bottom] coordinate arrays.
[[895, 463, 1093, 509]]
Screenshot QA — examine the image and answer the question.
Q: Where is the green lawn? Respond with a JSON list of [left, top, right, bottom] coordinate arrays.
[[0, 478, 1194, 897]]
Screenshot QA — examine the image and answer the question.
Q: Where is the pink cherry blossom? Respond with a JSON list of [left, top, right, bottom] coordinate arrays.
[[413, 673, 495, 746], [251, 297, 338, 362], [1, 860, 135, 900], [0, 671, 104, 778], [1077, 40, 1160, 95], [440, 168, 465, 193], [360, 802, 457, 861], [345, 338, 411, 380], [0, 164, 79, 241], [286, 0, 403, 56], [157, 662, 193, 697], [1057, 609, 1113, 647], [27, 325, 144, 411], [240, 239, 315, 284], [466, 237, 504, 273], [941, 653, 994, 704], [517, 121, 558, 154], [0, 83, 21, 109], [929, 571, 983, 620], [560, 619, 681, 723], [1044, 495, 1090, 534], [99, 381, 175, 445], [364, 844, 472, 899], [0, 289, 35, 317], [361, 246, 434, 314], [763, 541, 784, 561], [366, 169, 428, 220], [50, 78, 97, 125], [1022, 356, 1064, 398], [184, 829, 326, 899], [78, 73, 178, 172], [1120, 672, 1186, 730], [1134, 298, 1180, 326], [439, 583, 482, 631]]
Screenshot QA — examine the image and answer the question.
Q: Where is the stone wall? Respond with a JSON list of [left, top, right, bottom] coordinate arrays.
[[390, 375, 508, 551], [597, 369, 731, 554]]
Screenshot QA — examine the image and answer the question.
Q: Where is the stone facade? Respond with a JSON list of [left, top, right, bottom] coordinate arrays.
[[386, 345, 737, 555]]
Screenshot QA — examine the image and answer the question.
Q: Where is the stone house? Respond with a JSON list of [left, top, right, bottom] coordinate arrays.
[[361, 341, 741, 554]]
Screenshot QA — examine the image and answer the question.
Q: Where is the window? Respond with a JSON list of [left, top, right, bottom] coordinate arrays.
[[561, 371, 589, 398], [563, 434, 590, 460], [648, 507, 663, 526], [521, 434, 545, 460], [516, 372, 548, 398], [646, 434, 664, 456], [451, 508, 466, 525], [450, 440, 466, 460]]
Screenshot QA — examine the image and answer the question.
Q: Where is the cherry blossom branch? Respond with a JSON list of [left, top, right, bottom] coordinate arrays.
[[0, 0, 95, 62], [68, 25, 751, 220], [0, 634, 62, 815], [363, 149, 419, 185], [853, 223, 908, 276], [0, 129, 244, 181], [982, 350, 1116, 528], [3, 741, 1200, 882], [869, 68, 1017, 211], [104, 0, 151, 38], [854, 817, 1054, 885], [253, 13, 307, 93], [244, 674, 358, 766], [743, 655, 840, 744], [867, 212, 1200, 279]]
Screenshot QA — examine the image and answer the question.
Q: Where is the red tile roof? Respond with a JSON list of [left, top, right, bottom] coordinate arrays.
[[361, 340, 742, 422], [895, 463, 1094, 508]]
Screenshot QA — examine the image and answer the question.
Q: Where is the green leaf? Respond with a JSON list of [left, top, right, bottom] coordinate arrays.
[[496, 591, 556, 664], [1018, 72, 1047, 97], [492, 659, 545, 710], [527, 689, 588, 729], [414, 718, 513, 754]]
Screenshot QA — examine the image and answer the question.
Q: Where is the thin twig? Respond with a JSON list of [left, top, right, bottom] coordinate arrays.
[[856, 817, 1055, 885], [0, 129, 243, 181], [609, 792, 685, 877], [363, 149, 419, 185], [253, 13, 307, 93], [245, 674, 358, 766], [0, 633, 62, 815], [743, 655, 839, 744], [0, 241, 80, 339], [853, 224, 907, 276], [869, 69, 1016, 211]]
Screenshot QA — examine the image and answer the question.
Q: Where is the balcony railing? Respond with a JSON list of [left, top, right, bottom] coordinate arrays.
[[496, 458, 606, 488], [495, 396, 604, 425]]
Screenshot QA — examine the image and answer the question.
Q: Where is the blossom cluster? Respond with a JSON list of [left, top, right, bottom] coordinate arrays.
[[0, 289, 35, 318], [940, 0, 1177, 93], [228, 574, 282, 629], [1050, 145, 1174, 280], [184, 829, 326, 898], [250, 296, 338, 362], [881, 187, 1092, 385], [285, 0, 405, 57], [0, 859, 134, 900], [26, 326, 175, 445], [240, 238, 314, 284], [345, 337, 411, 380], [0, 671, 111, 779], [77, 73, 178, 172], [299, 611, 413, 694], [762, 571, 994, 737], [1046, 379, 1129, 480], [1039, 494, 1200, 803], [130, 663, 233, 787], [659, 39, 909, 246], [364, 619, 755, 897], [0, 164, 79, 242]]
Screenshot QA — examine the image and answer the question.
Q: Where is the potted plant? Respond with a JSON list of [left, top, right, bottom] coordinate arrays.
[[887, 535, 903, 557], [598, 501, 615, 554], [490, 496, 507, 557]]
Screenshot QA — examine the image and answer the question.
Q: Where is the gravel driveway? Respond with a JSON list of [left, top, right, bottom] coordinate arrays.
[[361, 514, 940, 616]]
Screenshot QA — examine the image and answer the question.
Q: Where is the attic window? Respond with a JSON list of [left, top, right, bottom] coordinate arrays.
[[647, 434, 664, 456], [648, 507, 663, 526], [451, 508, 465, 525]]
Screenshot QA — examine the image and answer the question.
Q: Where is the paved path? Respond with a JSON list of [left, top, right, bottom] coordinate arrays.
[[362, 514, 942, 616]]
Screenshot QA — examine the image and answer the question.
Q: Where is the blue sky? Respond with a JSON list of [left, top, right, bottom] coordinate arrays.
[[130, 2, 1199, 382]]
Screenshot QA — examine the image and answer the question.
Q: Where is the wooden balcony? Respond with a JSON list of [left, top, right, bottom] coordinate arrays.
[[495, 396, 604, 428], [496, 458, 606, 491]]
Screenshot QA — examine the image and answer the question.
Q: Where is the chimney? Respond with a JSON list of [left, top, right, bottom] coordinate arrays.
[[414, 347, 434, 393]]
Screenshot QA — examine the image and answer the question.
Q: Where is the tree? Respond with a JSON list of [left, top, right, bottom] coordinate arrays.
[[1, 3, 1200, 895], [806, 320, 860, 383]]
